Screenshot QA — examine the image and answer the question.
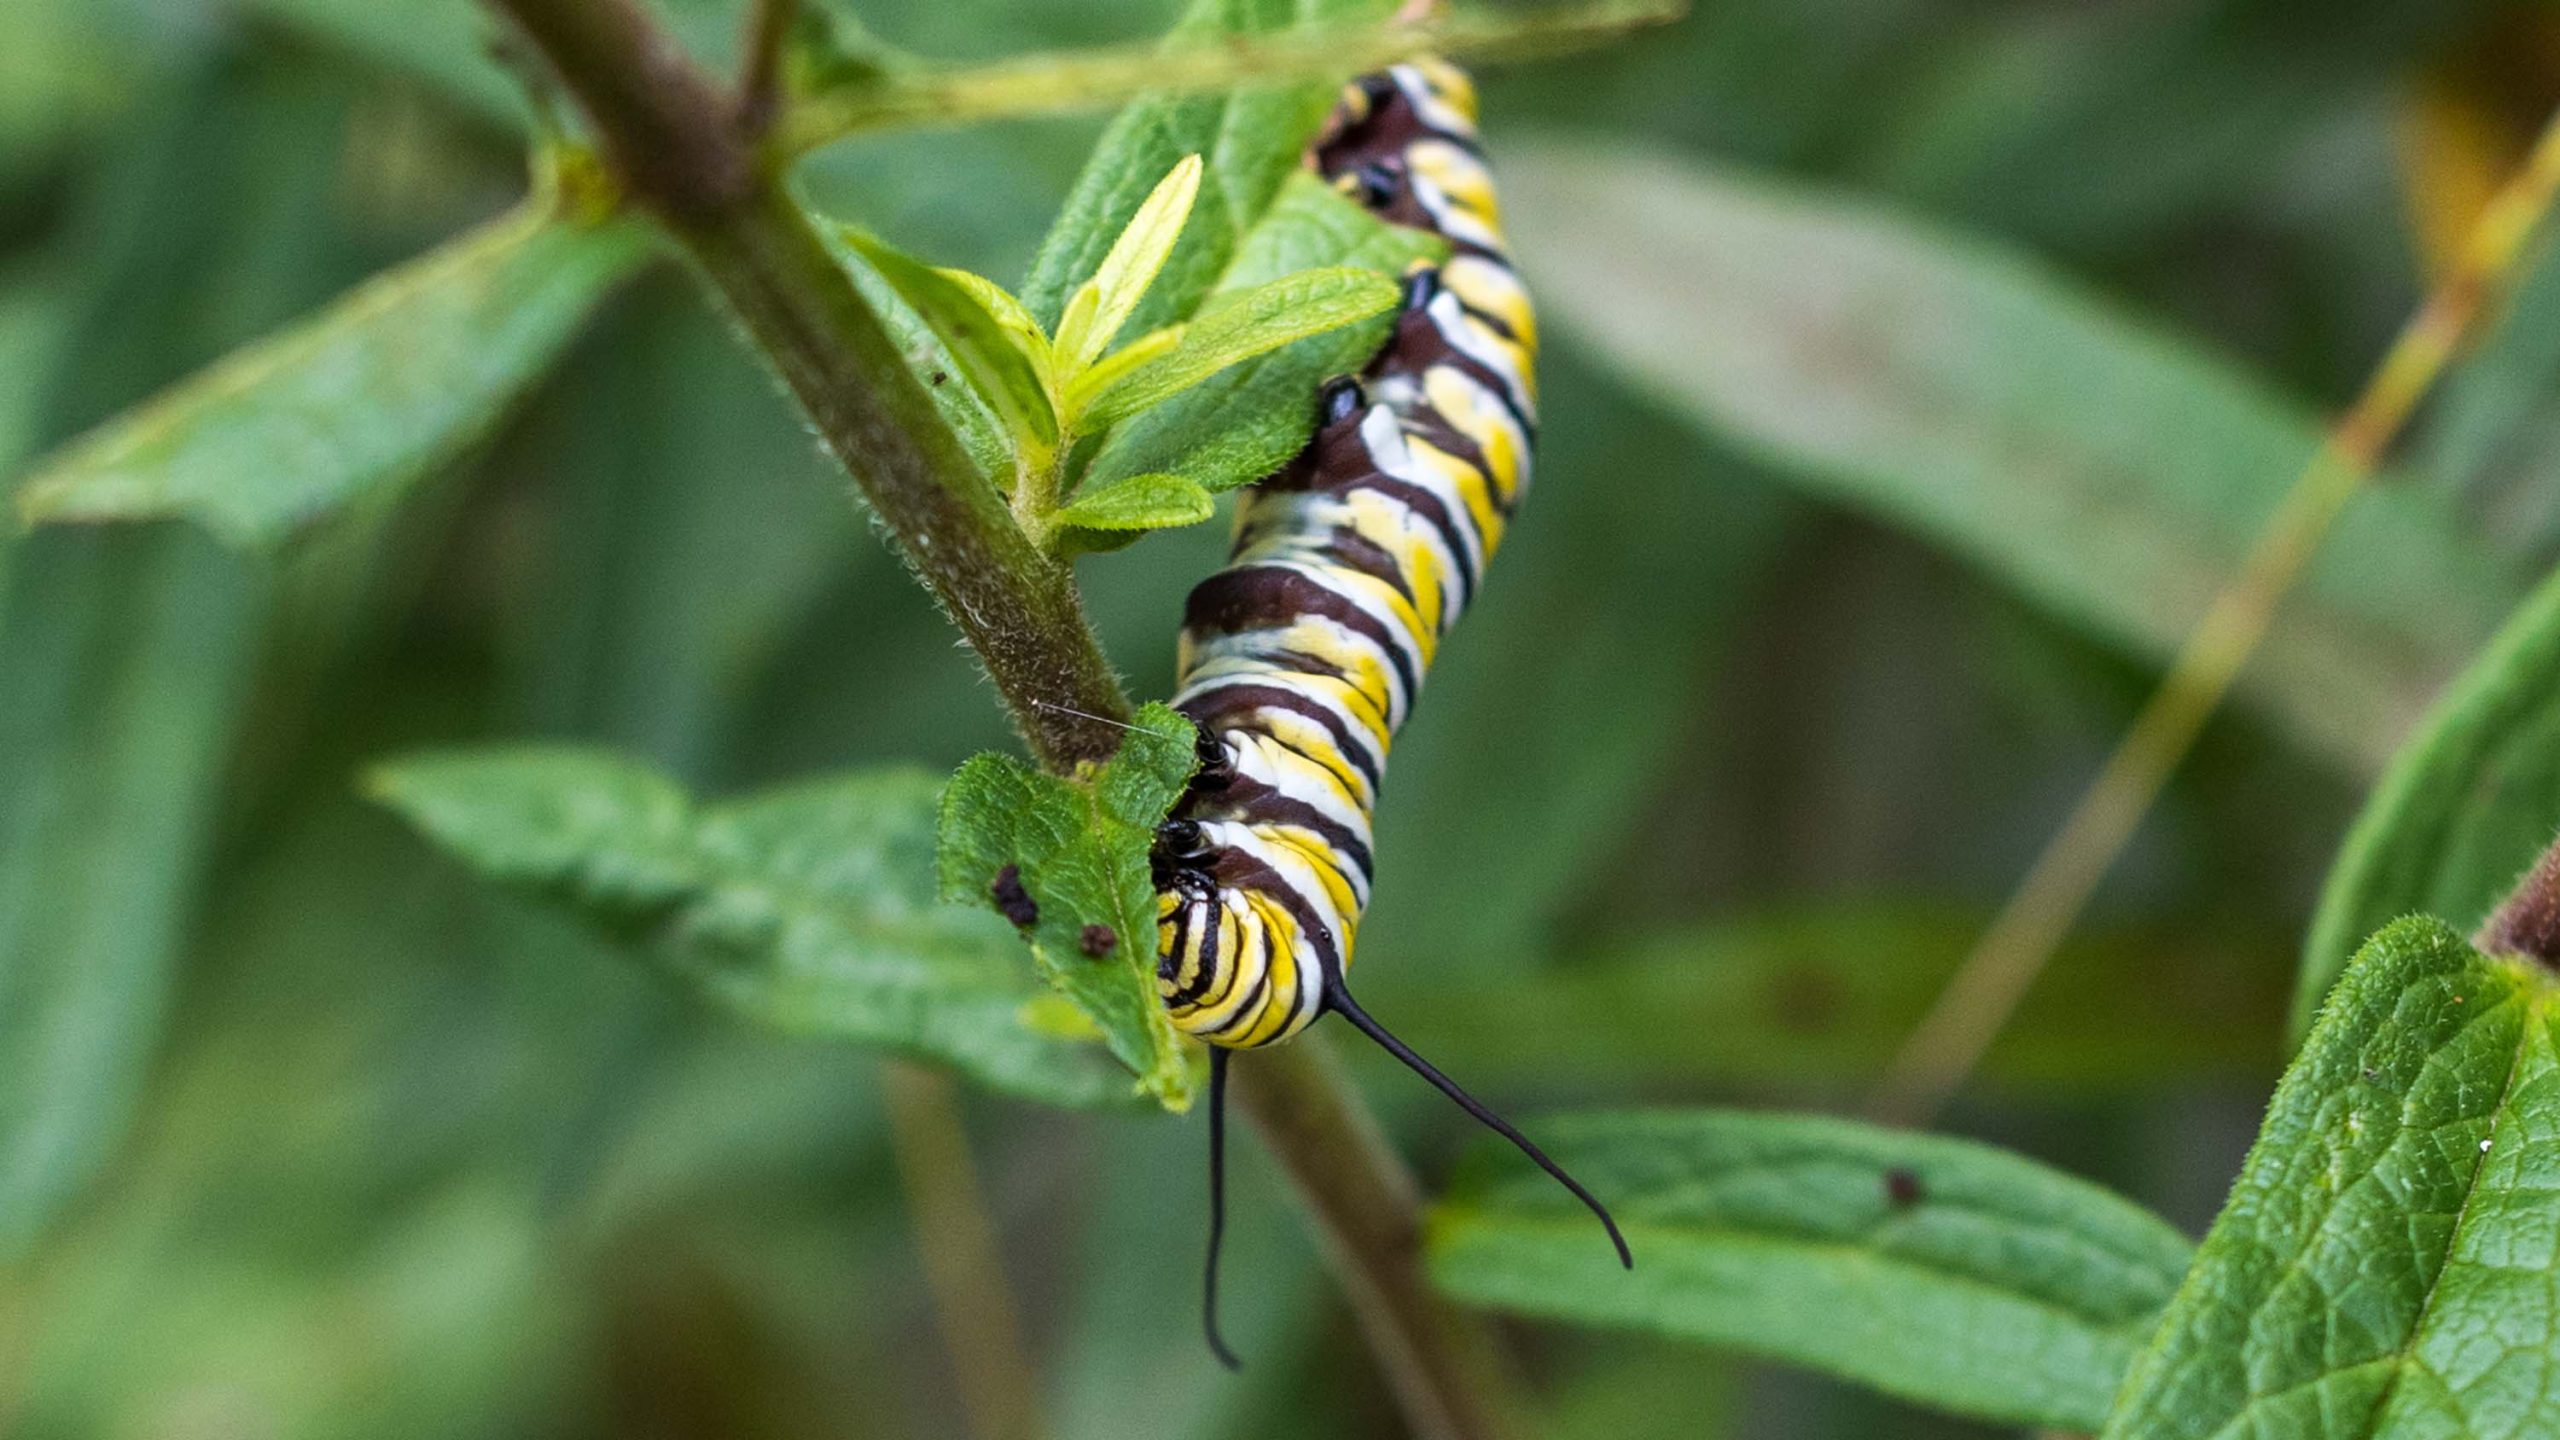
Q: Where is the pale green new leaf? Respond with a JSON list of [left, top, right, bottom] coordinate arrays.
[[1082, 172, 1440, 495], [15, 202, 649, 548], [2300, 566, 2560, 1031], [936, 703, 1199, 1109], [369, 749, 1137, 1110], [1051, 472, 1215, 533], [1076, 266, 1398, 429], [1429, 1110, 2194, 1432], [1020, 0, 1394, 331], [2106, 917, 2560, 1439], [838, 229, 1057, 460], [1055, 154, 1202, 375]]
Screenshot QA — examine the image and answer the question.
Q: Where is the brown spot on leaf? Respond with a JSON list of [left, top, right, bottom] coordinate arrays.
[[990, 864, 1038, 928], [1079, 924, 1118, 958], [1883, 1167, 1925, 1208]]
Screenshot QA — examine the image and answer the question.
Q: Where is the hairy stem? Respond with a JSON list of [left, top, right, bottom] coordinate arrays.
[[482, 3, 1520, 1433], [1230, 1039, 1524, 1440], [486, 0, 1128, 770]]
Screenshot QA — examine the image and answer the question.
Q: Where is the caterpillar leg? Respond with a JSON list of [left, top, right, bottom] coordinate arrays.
[[1202, 1045, 1241, 1370], [1325, 981, 1633, 1269]]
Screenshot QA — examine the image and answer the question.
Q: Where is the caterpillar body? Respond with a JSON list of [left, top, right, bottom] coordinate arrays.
[[1144, 59, 1629, 1366]]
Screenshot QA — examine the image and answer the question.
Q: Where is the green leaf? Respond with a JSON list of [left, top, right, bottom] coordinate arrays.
[[2300, 566, 2560, 1033], [1054, 154, 1202, 375], [1076, 265, 1398, 429], [1081, 172, 1440, 495], [1020, 0, 1394, 333], [1051, 472, 1215, 532], [1497, 138, 2520, 774], [936, 702, 1199, 1109], [837, 228, 1059, 461], [1429, 1109, 2195, 1432], [2104, 916, 2560, 1439], [368, 749, 1138, 1110], [15, 201, 648, 548]]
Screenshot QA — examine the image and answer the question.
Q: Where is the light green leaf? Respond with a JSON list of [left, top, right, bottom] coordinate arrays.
[[1055, 153, 1202, 375], [2300, 566, 2560, 1033], [2105, 916, 2560, 1439], [936, 702, 1199, 1109], [1498, 138, 2521, 774], [1429, 1110, 2194, 1432], [1077, 265, 1398, 429], [14, 202, 648, 548], [1082, 172, 1440, 495], [1051, 472, 1216, 533], [838, 228, 1058, 461], [368, 749, 1138, 1110], [1062, 322, 1186, 414], [1020, 0, 1395, 332]]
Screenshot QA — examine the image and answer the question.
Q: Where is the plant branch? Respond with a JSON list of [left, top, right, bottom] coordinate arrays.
[[484, 0, 1129, 770], [1229, 1039, 1524, 1440], [737, 0, 798, 137], [881, 1062, 1047, 1440], [1869, 100, 2560, 1129]]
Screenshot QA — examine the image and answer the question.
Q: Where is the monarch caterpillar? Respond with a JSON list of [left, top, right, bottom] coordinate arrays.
[[1147, 58, 1630, 1366]]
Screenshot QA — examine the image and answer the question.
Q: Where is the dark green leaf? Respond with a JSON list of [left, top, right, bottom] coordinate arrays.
[[1077, 265, 1397, 428], [2106, 917, 2560, 1439], [1051, 471, 1215, 532], [1080, 172, 1438, 495], [1499, 139, 2519, 774], [16, 202, 647, 548], [936, 702, 1198, 1108], [1019, 0, 1393, 332], [1429, 1109, 2194, 1432], [2301, 567, 2560, 1033], [0, 530, 265, 1257], [369, 748, 1138, 1110]]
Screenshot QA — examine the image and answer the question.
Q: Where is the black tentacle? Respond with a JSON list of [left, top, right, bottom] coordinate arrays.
[[1325, 980, 1632, 1269], [1203, 1046, 1242, 1370]]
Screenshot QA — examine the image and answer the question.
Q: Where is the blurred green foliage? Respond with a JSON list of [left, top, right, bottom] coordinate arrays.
[[9, 0, 2560, 1436]]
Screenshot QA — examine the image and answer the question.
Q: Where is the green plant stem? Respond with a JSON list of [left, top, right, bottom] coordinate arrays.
[[481, 4, 1522, 1434], [484, 0, 1129, 771], [881, 1062, 1047, 1440], [1230, 1039, 1525, 1440]]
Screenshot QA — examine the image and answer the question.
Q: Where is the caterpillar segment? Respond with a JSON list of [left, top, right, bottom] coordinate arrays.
[[1143, 62, 1630, 1368]]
